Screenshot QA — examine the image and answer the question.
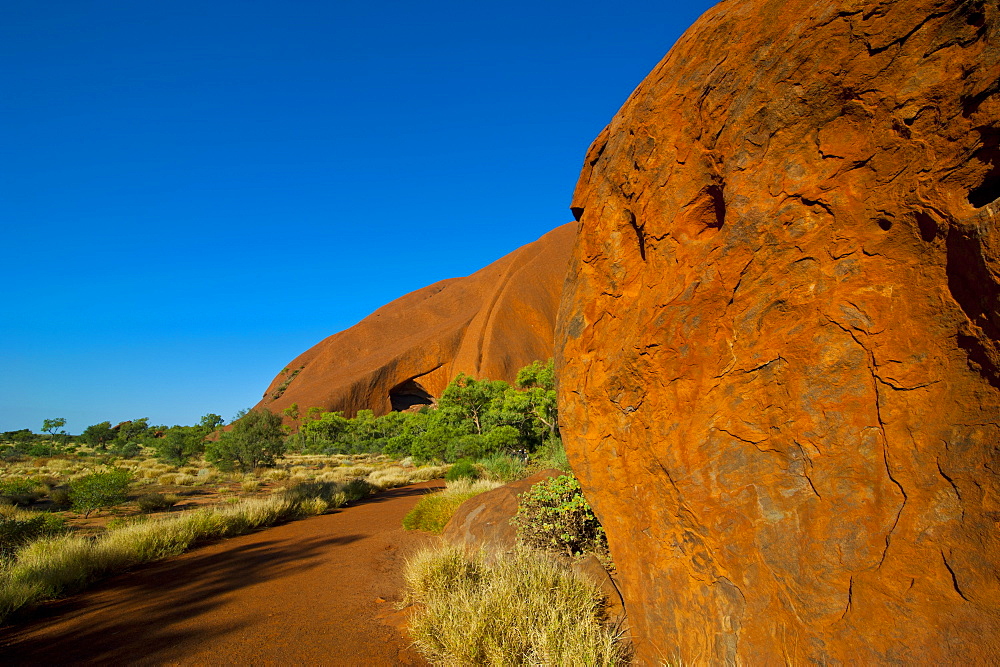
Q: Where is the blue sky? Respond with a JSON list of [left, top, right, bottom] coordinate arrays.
[[1, 0, 715, 432]]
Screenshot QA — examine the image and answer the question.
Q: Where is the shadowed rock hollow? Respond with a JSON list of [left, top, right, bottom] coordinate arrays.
[[257, 222, 575, 418], [556, 0, 1000, 663]]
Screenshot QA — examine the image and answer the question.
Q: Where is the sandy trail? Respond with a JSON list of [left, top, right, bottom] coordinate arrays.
[[0, 480, 444, 666]]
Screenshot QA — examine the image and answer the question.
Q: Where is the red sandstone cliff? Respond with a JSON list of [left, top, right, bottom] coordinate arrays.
[[256, 222, 575, 418], [556, 0, 1000, 662]]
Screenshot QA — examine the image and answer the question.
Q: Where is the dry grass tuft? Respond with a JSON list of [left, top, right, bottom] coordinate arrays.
[[404, 545, 630, 665]]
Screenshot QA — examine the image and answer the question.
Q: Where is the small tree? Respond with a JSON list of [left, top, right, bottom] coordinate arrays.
[[41, 418, 66, 439], [199, 413, 224, 431], [69, 468, 133, 518], [81, 421, 116, 450], [205, 409, 285, 472]]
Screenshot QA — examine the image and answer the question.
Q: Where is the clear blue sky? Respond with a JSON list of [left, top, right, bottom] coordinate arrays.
[[1, 0, 715, 433]]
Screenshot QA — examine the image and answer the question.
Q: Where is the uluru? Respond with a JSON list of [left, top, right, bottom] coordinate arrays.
[[255, 221, 575, 418], [556, 0, 1000, 663]]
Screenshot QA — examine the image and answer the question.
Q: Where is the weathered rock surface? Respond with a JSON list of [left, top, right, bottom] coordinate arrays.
[[256, 223, 575, 418], [556, 0, 1000, 663], [442, 469, 562, 552]]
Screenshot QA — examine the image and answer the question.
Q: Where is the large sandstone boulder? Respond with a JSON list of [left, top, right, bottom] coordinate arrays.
[[556, 0, 1000, 663], [256, 222, 575, 418]]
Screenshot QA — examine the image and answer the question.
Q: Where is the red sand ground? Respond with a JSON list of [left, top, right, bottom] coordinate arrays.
[[0, 480, 444, 665]]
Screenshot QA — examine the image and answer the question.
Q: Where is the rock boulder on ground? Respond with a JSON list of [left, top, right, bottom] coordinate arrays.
[[556, 0, 1000, 663], [256, 222, 575, 418]]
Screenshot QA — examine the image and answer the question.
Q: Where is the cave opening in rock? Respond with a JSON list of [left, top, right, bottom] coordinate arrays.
[[389, 378, 436, 412]]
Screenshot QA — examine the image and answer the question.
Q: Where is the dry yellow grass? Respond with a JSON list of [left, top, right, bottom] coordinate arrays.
[[404, 545, 630, 665]]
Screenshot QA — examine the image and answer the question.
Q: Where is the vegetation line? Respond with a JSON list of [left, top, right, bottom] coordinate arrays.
[[0, 477, 414, 624]]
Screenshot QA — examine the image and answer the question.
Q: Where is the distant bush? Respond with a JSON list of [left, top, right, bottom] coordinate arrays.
[[49, 488, 71, 508], [0, 509, 66, 559], [341, 478, 375, 502], [69, 469, 133, 518], [444, 458, 478, 482], [0, 478, 46, 506], [136, 493, 179, 513], [404, 545, 629, 665], [512, 474, 608, 559]]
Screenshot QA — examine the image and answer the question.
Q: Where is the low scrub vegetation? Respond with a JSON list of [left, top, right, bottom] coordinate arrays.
[[402, 479, 502, 534], [403, 545, 629, 665], [0, 478, 374, 622], [512, 474, 609, 560]]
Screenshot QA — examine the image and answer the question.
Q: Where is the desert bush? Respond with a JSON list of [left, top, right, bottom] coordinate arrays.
[[512, 474, 608, 559], [444, 458, 478, 482], [0, 509, 66, 559], [478, 453, 526, 482], [402, 479, 501, 534], [404, 545, 629, 665], [341, 478, 374, 501], [0, 478, 46, 506], [205, 409, 285, 472], [48, 488, 71, 508], [241, 479, 261, 493], [136, 493, 179, 513], [69, 468, 133, 518]]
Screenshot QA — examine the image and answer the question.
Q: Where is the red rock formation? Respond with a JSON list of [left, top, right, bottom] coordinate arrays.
[[556, 0, 1000, 662], [256, 222, 575, 418]]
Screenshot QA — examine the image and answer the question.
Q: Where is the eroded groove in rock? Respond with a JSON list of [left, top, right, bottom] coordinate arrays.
[[555, 0, 1000, 662]]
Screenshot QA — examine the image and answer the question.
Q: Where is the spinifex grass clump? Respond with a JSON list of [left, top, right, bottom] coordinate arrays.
[[403, 545, 630, 665], [402, 479, 502, 534]]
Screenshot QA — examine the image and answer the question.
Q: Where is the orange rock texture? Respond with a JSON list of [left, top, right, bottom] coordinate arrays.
[[555, 0, 1000, 663], [256, 222, 575, 418]]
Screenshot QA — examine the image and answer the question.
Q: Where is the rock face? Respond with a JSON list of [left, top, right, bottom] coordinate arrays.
[[257, 222, 575, 418], [442, 469, 562, 552], [556, 0, 1000, 663]]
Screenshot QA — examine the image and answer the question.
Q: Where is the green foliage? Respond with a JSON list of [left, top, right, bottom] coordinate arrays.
[[445, 458, 479, 482], [199, 413, 224, 431], [512, 474, 608, 559], [155, 426, 204, 464], [261, 360, 560, 464], [205, 409, 286, 472], [41, 418, 66, 438], [0, 478, 46, 506], [81, 421, 115, 450], [69, 468, 133, 518], [0, 511, 66, 559], [49, 488, 71, 508]]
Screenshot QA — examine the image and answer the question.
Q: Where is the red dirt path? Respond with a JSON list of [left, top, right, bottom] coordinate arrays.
[[0, 480, 445, 665]]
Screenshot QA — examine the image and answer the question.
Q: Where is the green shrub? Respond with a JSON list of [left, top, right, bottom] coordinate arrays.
[[0, 478, 45, 506], [0, 510, 66, 559], [512, 474, 608, 559], [404, 545, 629, 665], [136, 493, 179, 513], [49, 488, 71, 508], [69, 468, 133, 518], [444, 458, 478, 482]]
